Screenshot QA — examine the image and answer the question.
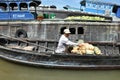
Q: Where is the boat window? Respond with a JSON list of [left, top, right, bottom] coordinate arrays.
[[60, 27, 66, 34], [101, 5, 104, 9], [103, 5, 106, 9], [105, 5, 108, 9], [20, 3, 28, 11], [9, 3, 18, 11], [93, 4, 96, 8], [112, 5, 118, 13], [80, 0, 86, 6], [78, 27, 84, 34], [69, 28, 75, 34], [29, 0, 41, 7], [0, 3, 7, 11], [87, 3, 90, 7], [98, 5, 101, 8], [108, 6, 111, 9], [50, 5, 57, 9]]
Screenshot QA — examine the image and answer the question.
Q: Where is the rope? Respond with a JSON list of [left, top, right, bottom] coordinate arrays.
[[0, 33, 55, 53]]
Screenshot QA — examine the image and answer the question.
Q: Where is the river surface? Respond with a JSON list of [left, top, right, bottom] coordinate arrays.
[[0, 59, 120, 80]]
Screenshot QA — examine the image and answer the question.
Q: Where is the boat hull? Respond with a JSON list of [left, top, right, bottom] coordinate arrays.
[[0, 46, 120, 70]]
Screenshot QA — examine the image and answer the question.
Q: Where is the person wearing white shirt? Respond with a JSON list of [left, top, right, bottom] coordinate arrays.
[[55, 29, 78, 53]]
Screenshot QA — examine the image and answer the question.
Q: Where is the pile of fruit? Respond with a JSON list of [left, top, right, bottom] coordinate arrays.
[[71, 43, 102, 55], [65, 16, 105, 21]]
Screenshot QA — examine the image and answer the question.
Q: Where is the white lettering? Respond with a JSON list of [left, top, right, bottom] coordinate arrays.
[[13, 14, 25, 18]]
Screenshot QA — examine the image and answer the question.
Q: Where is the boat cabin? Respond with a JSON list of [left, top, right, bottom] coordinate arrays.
[[0, 0, 41, 20], [80, 0, 120, 18]]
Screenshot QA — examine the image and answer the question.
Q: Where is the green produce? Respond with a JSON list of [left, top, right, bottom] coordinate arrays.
[[65, 16, 105, 21]]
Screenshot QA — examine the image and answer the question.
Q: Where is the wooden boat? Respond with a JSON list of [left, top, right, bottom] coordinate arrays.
[[0, 0, 120, 70], [0, 37, 120, 70]]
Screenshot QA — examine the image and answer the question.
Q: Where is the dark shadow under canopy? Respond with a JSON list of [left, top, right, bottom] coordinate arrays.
[[30, 0, 41, 7]]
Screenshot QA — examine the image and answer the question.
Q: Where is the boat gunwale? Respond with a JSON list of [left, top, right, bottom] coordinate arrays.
[[0, 45, 120, 58]]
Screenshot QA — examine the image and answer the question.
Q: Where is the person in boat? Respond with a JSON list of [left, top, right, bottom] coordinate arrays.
[[55, 29, 78, 53]]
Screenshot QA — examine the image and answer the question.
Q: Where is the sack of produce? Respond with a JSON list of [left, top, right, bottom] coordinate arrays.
[[94, 47, 101, 55], [71, 42, 102, 55]]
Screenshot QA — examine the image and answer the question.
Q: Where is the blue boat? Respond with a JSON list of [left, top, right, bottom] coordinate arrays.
[[81, 0, 120, 18], [64, 0, 120, 18], [0, 0, 41, 20], [0, 0, 117, 21]]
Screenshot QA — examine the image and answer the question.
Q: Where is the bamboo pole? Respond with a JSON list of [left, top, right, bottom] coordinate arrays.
[[0, 33, 55, 53]]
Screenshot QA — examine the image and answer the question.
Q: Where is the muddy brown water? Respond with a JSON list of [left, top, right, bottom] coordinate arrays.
[[0, 59, 120, 80]]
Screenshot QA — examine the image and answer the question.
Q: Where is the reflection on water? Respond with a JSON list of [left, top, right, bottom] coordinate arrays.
[[0, 59, 120, 80]]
